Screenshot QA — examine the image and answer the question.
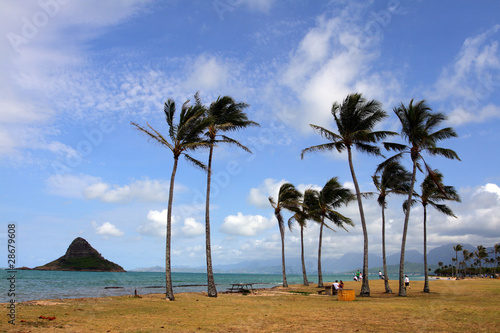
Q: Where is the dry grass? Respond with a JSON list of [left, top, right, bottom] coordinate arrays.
[[2, 278, 499, 332]]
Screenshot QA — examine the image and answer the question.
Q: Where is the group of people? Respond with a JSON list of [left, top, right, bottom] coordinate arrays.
[[332, 280, 344, 291], [353, 270, 363, 281]]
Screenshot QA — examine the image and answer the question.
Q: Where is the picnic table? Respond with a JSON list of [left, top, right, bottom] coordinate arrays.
[[229, 283, 255, 293]]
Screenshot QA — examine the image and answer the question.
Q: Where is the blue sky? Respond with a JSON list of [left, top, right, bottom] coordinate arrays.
[[1, 0, 500, 271]]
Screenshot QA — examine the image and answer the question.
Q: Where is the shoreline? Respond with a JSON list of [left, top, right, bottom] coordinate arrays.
[[3, 279, 499, 332]]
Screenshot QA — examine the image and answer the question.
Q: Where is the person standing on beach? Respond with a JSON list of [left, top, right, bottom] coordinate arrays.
[[405, 275, 410, 289]]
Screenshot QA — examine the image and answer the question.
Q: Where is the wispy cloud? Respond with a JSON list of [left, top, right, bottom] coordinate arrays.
[[430, 25, 500, 125], [46, 174, 184, 203]]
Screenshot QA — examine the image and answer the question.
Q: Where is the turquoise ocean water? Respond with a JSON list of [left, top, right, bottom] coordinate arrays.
[[1, 270, 421, 303]]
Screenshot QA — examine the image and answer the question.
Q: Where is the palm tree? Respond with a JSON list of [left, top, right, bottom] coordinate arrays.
[[380, 99, 460, 296], [302, 93, 396, 296], [131, 95, 211, 301], [462, 249, 470, 277], [288, 194, 311, 286], [438, 261, 443, 275], [303, 177, 354, 288], [465, 251, 474, 277], [269, 183, 302, 287], [475, 245, 488, 276], [203, 96, 259, 297], [452, 244, 463, 279], [494, 243, 500, 277], [408, 171, 460, 291], [373, 162, 411, 293]]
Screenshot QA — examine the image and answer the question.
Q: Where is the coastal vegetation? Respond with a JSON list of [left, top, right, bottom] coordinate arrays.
[[269, 183, 302, 288], [131, 91, 480, 300], [8, 279, 500, 332], [378, 99, 460, 296], [372, 162, 411, 293], [203, 96, 259, 297], [302, 93, 397, 296], [407, 170, 460, 292]]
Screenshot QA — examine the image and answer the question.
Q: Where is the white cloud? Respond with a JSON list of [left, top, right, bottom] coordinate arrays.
[[220, 212, 275, 236], [137, 209, 170, 237], [137, 205, 205, 238], [47, 174, 180, 203], [247, 178, 286, 208], [46, 173, 101, 198], [181, 218, 204, 237], [93, 221, 124, 237], [430, 25, 500, 125], [83, 178, 175, 203], [0, 0, 152, 159], [273, 5, 400, 132], [184, 55, 231, 91]]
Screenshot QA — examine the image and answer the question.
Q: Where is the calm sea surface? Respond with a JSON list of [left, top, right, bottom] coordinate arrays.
[[0, 270, 421, 303]]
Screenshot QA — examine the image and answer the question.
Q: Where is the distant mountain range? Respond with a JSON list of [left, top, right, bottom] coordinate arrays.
[[131, 243, 493, 274]]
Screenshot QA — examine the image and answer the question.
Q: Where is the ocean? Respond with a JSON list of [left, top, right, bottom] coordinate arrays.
[[1, 270, 419, 303]]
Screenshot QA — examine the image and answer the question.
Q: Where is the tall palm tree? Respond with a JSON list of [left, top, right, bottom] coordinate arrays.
[[288, 194, 311, 286], [269, 183, 302, 288], [452, 244, 463, 279], [204, 96, 259, 297], [302, 93, 396, 296], [373, 162, 411, 293], [380, 99, 460, 296], [408, 170, 460, 291], [131, 94, 211, 301], [303, 177, 354, 288]]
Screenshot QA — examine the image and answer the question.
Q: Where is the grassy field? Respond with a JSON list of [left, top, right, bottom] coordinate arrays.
[[2, 278, 499, 332]]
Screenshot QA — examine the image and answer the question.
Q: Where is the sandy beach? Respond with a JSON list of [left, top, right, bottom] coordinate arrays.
[[2, 278, 499, 332]]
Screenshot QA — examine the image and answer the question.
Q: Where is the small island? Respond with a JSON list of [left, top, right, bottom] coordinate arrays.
[[34, 237, 125, 272]]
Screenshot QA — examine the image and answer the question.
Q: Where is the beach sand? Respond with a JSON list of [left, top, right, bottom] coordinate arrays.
[[2, 278, 499, 332]]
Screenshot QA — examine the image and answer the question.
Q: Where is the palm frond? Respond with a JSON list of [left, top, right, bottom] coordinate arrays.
[[301, 142, 342, 159], [184, 154, 208, 171]]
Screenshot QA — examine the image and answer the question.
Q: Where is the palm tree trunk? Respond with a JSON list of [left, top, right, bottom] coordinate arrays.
[[301, 225, 309, 286], [455, 252, 459, 279], [399, 159, 418, 296], [347, 147, 370, 296], [166, 157, 178, 301], [317, 219, 324, 288], [280, 223, 288, 287], [423, 205, 429, 292], [205, 145, 217, 297], [382, 205, 392, 293]]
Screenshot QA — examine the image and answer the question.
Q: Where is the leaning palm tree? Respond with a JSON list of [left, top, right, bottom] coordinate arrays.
[[302, 93, 396, 296], [131, 94, 211, 301], [453, 244, 463, 279], [373, 162, 411, 293], [304, 178, 354, 288], [288, 195, 311, 286], [380, 99, 460, 296], [408, 171, 460, 291], [203, 96, 259, 297], [269, 183, 302, 287]]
